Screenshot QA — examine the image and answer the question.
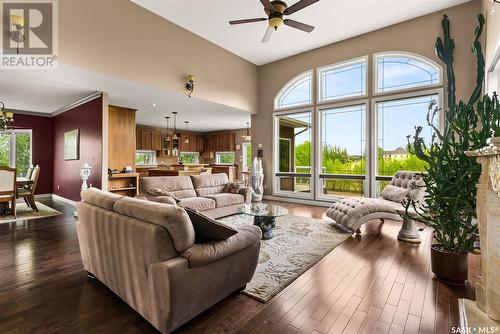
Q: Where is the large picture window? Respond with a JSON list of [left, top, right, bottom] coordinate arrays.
[[0, 130, 32, 176], [318, 103, 367, 198], [273, 52, 443, 201]]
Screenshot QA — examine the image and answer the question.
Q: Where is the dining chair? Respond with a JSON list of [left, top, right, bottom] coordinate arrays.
[[17, 165, 40, 212], [0, 166, 17, 218], [25, 165, 34, 179]]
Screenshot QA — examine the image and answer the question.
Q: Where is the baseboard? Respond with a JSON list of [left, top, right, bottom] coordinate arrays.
[[52, 194, 77, 206], [263, 195, 333, 207]]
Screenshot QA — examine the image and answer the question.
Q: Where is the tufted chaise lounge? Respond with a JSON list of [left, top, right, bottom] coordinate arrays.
[[326, 171, 425, 234]]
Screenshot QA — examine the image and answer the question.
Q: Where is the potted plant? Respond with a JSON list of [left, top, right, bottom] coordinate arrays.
[[405, 14, 500, 284]]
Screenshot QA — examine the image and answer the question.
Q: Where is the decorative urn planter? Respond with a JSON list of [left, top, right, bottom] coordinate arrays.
[[430, 244, 469, 284]]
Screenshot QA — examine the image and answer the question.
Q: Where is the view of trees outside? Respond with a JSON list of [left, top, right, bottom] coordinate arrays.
[[179, 152, 199, 164], [0, 132, 31, 176], [245, 143, 252, 169], [217, 152, 235, 164]]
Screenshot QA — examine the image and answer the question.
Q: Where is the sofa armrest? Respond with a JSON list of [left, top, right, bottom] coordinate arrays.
[[139, 193, 177, 206], [180, 225, 261, 268], [238, 187, 253, 204]]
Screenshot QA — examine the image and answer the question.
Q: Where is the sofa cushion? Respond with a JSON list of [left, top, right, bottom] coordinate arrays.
[[180, 225, 262, 268], [114, 197, 195, 253], [184, 207, 237, 243], [381, 185, 408, 203], [191, 173, 228, 197], [81, 188, 123, 211], [140, 176, 197, 199], [178, 197, 216, 212], [204, 193, 244, 208]]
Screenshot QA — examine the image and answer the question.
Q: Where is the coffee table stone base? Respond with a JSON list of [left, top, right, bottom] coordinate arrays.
[[254, 216, 276, 240], [397, 217, 421, 243]]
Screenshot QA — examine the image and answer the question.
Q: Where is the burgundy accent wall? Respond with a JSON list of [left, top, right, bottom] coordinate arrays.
[[13, 114, 54, 195], [52, 96, 103, 201]]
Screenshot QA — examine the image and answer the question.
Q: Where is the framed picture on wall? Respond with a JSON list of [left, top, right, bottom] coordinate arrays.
[[64, 129, 80, 160]]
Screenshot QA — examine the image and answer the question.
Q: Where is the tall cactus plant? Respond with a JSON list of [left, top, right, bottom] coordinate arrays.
[[406, 14, 500, 253]]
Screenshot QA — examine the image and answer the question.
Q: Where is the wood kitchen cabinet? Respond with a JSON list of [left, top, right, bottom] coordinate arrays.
[[152, 132, 162, 151]]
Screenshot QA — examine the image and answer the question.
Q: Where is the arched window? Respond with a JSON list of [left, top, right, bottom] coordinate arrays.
[[374, 52, 442, 93], [274, 71, 312, 110]]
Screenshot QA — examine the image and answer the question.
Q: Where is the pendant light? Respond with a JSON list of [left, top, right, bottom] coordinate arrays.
[[172, 112, 178, 140], [242, 122, 251, 141], [164, 116, 171, 141], [184, 121, 190, 144]]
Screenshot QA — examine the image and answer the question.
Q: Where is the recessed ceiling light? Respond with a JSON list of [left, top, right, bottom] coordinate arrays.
[[152, 103, 157, 107]]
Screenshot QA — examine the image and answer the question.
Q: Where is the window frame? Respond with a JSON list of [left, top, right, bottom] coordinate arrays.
[[1, 129, 33, 172], [241, 142, 252, 171], [272, 107, 315, 199], [316, 56, 368, 104], [215, 151, 236, 165], [373, 51, 443, 96], [273, 70, 314, 111], [315, 99, 370, 201], [135, 150, 157, 166]]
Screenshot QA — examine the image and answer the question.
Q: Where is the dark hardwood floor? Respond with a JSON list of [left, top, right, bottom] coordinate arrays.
[[0, 198, 478, 334]]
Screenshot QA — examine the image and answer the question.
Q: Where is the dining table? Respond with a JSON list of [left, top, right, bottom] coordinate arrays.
[[16, 177, 33, 187]]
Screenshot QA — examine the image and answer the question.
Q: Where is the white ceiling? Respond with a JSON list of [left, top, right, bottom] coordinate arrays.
[[0, 64, 251, 132], [132, 0, 470, 66]]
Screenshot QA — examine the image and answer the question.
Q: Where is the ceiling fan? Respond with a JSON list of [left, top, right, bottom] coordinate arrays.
[[229, 0, 319, 43]]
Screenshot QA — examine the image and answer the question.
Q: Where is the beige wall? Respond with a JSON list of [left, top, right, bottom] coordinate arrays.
[[59, 0, 258, 113], [252, 0, 482, 195], [482, 0, 500, 69]]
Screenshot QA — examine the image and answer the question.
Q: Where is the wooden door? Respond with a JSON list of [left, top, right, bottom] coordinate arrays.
[[136, 129, 142, 150]]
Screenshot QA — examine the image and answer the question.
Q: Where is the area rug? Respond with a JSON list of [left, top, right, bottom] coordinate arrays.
[[218, 214, 351, 302], [0, 202, 62, 224]]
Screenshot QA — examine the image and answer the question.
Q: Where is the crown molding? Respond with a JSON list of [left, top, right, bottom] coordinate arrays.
[[51, 91, 102, 117]]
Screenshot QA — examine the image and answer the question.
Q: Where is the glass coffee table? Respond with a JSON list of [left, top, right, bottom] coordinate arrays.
[[237, 204, 288, 240]]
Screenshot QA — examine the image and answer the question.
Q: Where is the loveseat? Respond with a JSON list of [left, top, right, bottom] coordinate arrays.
[[76, 188, 261, 333], [139, 173, 253, 219]]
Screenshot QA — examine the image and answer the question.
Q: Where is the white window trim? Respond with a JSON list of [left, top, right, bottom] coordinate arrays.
[[370, 87, 444, 197], [2, 129, 33, 171], [272, 108, 315, 199], [215, 151, 236, 165], [373, 51, 444, 97], [316, 55, 369, 104], [315, 99, 370, 201], [273, 70, 314, 111]]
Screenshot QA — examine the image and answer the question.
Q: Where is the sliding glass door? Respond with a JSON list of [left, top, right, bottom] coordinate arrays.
[[274, 111, 313, 198], [317, 103, 367, 199]]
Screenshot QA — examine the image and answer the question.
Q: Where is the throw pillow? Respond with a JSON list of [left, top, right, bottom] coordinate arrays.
[[184, 207, 237, 243], [146, 188, 180, 203], [224, 182, 241, 194], [381, 185, 409, 203]]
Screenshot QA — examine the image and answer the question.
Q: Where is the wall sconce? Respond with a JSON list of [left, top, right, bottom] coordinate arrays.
[[9, 15, 25, 54], [493, 0, 500, 15], [185, 74, 195, 98]]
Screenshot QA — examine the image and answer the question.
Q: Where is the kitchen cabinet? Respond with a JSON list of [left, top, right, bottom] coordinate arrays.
[[152, 132, 162, 151]]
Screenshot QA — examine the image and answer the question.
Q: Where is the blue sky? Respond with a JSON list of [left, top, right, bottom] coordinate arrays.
[[280, 57, 439, 156]]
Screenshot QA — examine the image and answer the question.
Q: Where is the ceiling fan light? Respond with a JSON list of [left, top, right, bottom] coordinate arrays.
[[269, 17, 283, 29]]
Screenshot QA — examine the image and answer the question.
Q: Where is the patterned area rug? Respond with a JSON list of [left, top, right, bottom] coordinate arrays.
[[0, 202, 62, 224], [218, 214, 351, 302]]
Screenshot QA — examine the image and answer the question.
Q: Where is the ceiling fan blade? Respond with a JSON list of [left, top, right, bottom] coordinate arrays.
[[262, 26, 273, 43], [260, 0, 274, 12], [284, 19, 315, 32], [229, 18, 267, 25], [284, 0, 319, 15]]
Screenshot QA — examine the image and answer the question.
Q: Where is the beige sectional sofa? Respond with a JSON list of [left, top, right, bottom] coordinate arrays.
[[140, 173, 253, 219], [76, 188, 261, 333]]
